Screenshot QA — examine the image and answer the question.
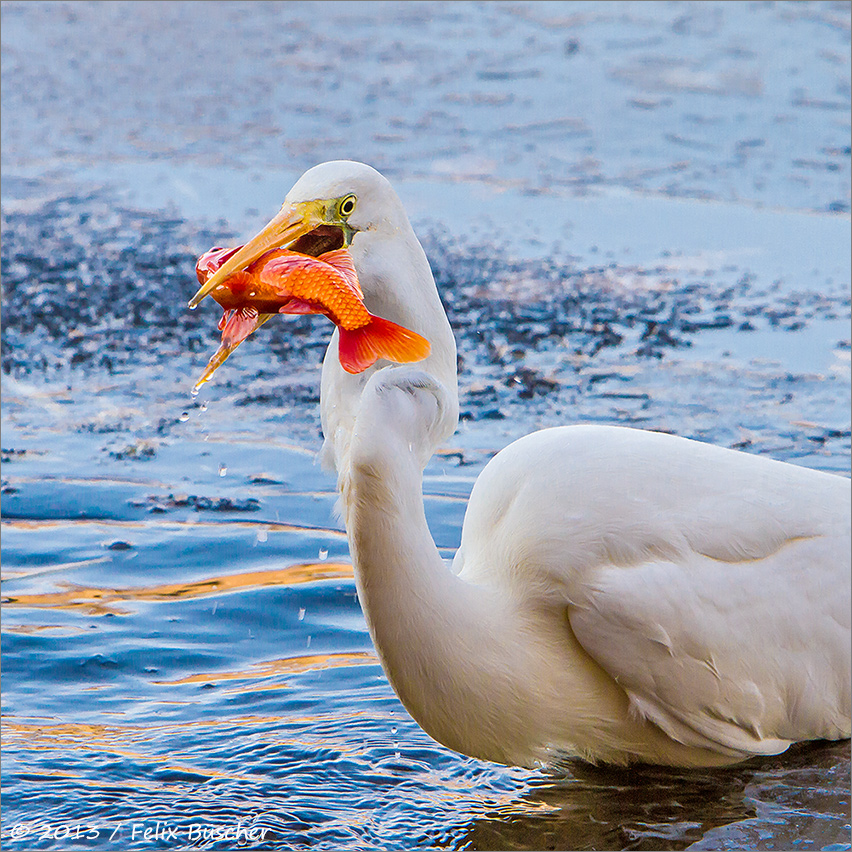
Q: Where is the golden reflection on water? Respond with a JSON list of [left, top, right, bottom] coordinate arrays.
[[2, 623, 89, 636], [2, 562, 355, 616], [156, 651, 378, 688]]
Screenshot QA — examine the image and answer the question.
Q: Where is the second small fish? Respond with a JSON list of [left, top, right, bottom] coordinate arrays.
[[193, 245, 431, 389]]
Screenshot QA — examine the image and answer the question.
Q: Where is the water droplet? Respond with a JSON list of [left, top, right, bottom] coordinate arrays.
[[190, 387, 199, 399], [306, 635, 311, 648], [179, 411, 190, 422], [391, 726, 397, 734], [218, 464, 227, 477], [200, 401, 208, 412], [298, 607, 306, 621], [256, 529, 268, 544], [318, 547, 329, 561]]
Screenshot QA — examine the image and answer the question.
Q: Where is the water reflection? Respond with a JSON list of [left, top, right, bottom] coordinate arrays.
[[464, 741, 851, 851], [156, 651, 377, 688], [2, 562, 354, 616]]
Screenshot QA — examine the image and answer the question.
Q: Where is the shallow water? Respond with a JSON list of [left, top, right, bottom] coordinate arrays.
[[2, 2, 851, 850], [3, 356, 850, 851]]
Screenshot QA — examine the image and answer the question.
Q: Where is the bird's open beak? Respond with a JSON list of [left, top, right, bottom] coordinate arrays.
[[187, 200, 327, 309]]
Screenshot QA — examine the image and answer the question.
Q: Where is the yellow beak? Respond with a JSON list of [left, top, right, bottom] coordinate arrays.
[[187, 200, 326, 309]]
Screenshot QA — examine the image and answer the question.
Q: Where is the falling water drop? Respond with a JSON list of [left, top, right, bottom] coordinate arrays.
[[218, 464, 227, 477], [190, 387, 199, 400], [256, 528, 268, 544], [200, 401, 208, 412], [298, 607, 306, 621], [179, 411, 190, 422], [318, 547, 329, 561], [306, 635, 311, 648]]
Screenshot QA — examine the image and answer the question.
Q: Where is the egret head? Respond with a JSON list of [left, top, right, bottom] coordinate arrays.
[[188, 161, 405, 308]]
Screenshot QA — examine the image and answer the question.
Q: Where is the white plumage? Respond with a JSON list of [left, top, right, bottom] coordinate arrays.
[[223, 160, 852, 767]]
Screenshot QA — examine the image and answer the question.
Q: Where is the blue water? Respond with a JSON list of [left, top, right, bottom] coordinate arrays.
[[4, 359, 849, 850], [1, 399, 530, 850], [2, 1, 850, 850]]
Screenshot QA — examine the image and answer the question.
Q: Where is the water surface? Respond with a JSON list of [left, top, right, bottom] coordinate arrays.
[[2, 2, 850, 850]]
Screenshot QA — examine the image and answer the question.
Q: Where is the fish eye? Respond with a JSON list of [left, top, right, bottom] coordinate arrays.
[[339, 195, 357, 217]]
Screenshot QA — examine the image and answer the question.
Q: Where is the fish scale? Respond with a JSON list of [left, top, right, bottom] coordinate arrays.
[[259, 253, 371, 330]]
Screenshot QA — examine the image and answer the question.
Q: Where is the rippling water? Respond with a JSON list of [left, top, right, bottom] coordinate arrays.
[[2, 1, 851, 849], [1, 406, 504, 851], [3, 347, 850, 850]]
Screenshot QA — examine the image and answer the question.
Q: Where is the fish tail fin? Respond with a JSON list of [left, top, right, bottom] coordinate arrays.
[[337, 315, 431, 374]]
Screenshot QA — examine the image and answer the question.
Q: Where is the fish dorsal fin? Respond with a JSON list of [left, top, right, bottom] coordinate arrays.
[[318, 248, 363, 298]]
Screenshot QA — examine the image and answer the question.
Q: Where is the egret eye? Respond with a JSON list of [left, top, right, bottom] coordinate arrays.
[[339, 195, 357, 217]]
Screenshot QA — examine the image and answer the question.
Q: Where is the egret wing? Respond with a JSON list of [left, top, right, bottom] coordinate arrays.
[[454, 425, 850, 760], [567, 522, 851, 758]]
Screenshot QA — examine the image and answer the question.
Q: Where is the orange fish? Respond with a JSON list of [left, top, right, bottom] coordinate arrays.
[[192, 245, 430, 389]]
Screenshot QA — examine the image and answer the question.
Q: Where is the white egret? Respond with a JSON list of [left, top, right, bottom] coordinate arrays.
[[195, 160, 851, 767]]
